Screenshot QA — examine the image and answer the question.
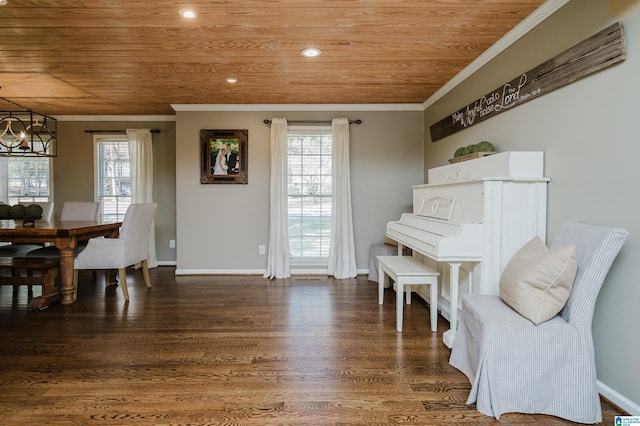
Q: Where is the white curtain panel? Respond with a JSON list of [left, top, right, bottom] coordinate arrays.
[[126, 128, 157, 268], [328, 118, 357, 279], [263, 118, 291, 279]]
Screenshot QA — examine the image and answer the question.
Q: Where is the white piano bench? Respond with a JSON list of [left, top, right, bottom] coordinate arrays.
[[377, 255, 439, 333]]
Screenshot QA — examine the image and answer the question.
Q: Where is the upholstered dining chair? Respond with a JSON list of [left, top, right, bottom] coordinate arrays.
[[59, 201, 99, 221], [73, 202, 157, 301], [38, 202, 55, 222], [449, 221, 628, 424], [25, 201, 100, 258]]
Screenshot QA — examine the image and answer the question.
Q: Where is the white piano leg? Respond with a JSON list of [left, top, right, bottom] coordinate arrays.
[[443, 262, 461, 348]]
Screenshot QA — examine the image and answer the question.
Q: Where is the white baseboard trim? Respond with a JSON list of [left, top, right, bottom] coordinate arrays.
[[175, 269, 265, 275], [290, 268, 369, 276], [174, 268, 371, 277], [598, 380, 640, 415]]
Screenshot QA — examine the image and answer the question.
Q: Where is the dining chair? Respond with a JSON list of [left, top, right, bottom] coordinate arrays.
[[26, 201, 100, 258], [59, 201, 99, 221], [38, 202, 55, 222], [73, 202, 158, 301], [449, 221, 628, 423]]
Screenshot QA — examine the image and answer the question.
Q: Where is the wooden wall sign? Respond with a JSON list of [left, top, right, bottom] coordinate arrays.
[[430, 22, 626, 142]]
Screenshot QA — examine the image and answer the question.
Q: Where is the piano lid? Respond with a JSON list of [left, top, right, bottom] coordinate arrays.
[[386, 213, 482, 261]]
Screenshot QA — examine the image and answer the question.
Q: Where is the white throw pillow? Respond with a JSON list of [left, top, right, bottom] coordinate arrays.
[[499, 236, 577, 325]]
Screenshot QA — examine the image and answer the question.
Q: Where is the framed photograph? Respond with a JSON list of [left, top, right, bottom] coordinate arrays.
[[200, 129, 248, 184]]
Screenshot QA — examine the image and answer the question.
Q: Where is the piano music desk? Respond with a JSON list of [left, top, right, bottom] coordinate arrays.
[[377, 255, 439, 333]]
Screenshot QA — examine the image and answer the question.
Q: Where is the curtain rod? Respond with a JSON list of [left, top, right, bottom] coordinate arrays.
[[262, 119, 362, 126], [84, 129, 161, 134]]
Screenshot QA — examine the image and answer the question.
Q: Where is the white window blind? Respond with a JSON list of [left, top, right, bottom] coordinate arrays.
[[287, 128, 332, 261], [94, 137, 131, 222]]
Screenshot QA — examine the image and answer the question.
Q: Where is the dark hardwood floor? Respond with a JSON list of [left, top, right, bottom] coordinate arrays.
[[0, 267, 622, 425]]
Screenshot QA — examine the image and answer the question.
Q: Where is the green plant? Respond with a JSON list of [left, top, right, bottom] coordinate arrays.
[[475, 141, 495, 152]]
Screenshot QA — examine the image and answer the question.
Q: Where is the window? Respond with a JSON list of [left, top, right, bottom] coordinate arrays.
[[287, 128, 332, 261], [0, 157, 51, 204], [94, 137, 131, 222]]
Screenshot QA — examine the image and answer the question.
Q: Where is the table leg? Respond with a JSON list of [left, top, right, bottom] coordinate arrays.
[[59, 247, 76, 305]]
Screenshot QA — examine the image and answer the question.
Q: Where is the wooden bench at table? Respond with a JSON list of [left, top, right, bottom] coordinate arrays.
[[0, 256, 61, 310]]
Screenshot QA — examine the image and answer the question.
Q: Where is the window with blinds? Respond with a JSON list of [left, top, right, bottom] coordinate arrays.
[[287, 128, 332, 261], [0, 157, 51, 205], [94, 137, 131, 222]]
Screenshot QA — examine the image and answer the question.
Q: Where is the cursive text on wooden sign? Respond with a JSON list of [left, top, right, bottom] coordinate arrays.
[[429, 22, 626, 142]]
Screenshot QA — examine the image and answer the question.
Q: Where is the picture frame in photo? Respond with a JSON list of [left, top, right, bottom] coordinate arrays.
[[200, 129, 248, 184]]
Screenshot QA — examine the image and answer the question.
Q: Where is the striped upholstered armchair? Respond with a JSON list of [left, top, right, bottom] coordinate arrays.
[[449, 221, 628, 423]]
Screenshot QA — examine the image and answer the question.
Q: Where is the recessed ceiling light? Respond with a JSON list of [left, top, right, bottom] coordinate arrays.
[[301, 47, 321, 58], [0, 0, 7, 5], [226, 77, 238, 83], [179, 8, 197, 19]]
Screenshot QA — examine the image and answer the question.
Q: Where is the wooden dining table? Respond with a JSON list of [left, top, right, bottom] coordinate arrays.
[[0, 219, 122, 306]]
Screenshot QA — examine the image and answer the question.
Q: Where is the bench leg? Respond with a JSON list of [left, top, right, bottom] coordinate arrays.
[[430, 280, 438, 332], [41, 267, 59, 295], [26, 267, 61, 310], [378, 264, 385, 305], [396, 279, 404, 332]]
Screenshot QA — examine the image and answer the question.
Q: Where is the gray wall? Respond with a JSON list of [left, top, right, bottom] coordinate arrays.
[[174, 109, 424, 273], [55, 119, 177, 263], [423, 0, 640, 412]]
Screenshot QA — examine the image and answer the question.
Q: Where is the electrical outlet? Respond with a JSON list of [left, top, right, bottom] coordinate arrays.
[[169, 239, 176, 248], [259, 245, 266, 255]]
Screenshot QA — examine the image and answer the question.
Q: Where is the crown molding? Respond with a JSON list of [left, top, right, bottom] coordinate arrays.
[[171, 103, 423, 112], [55, 115, 176, 121], [422, 0, 569, 110]]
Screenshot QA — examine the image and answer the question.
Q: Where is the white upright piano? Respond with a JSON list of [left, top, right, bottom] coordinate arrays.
[[386, 151, 549, 347]]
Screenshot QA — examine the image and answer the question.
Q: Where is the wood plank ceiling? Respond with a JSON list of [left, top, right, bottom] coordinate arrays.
[[0, 0, 545, 116]]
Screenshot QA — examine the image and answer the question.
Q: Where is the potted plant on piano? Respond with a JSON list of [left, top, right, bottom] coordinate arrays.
[[449, 141, 496, 163]]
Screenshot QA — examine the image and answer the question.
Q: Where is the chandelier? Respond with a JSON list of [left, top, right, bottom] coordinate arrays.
[[0, 96, 57, 157]]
